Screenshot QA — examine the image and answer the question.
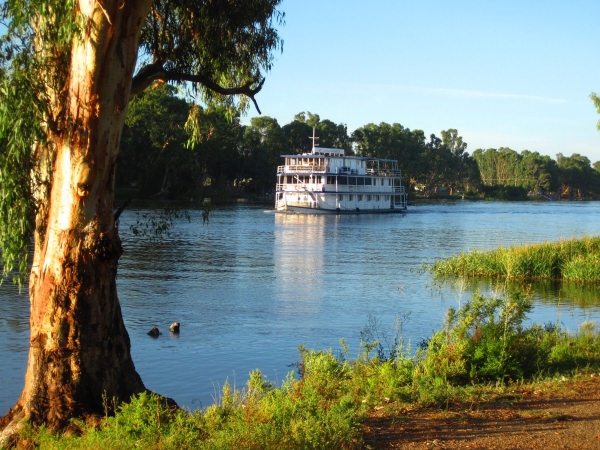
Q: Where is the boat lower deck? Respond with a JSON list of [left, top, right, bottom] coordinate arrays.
[[276, 204, 408, 214]]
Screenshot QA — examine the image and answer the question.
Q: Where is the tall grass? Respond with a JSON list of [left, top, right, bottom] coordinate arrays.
[[430, 236, 600, 283], [17, 291, 600, 449]]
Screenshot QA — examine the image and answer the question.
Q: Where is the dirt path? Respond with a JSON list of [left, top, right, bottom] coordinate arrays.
[[361, 376, 600, 449]]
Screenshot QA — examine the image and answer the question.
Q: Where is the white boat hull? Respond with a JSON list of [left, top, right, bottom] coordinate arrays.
[[275, 204, 407, 214]]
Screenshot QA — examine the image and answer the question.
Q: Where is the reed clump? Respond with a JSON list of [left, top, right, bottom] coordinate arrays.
[[17, 292, 600, 449], [430, 236, 600, 283]]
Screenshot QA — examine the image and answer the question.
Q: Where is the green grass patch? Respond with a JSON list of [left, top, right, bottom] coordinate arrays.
[[429, 236, 600, 283]]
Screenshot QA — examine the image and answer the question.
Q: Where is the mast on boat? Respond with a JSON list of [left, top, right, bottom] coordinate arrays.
[[310, 127, 319, 154]]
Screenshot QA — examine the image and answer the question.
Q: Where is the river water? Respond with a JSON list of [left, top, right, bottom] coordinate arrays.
[[1, 200, 600, 413]]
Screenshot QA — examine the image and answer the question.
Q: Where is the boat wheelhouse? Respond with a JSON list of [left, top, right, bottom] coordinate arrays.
[[275, 145, 408, 214]]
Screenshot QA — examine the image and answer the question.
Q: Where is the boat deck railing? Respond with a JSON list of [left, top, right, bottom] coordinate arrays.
[[278, 165, 402, 177], [366, 168, 401, 176], [278, 165, 327, 173], [276, 184, 407, 194]]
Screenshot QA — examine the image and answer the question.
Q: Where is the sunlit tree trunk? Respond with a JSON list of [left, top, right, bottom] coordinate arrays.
[[1, 0, 153, 439]]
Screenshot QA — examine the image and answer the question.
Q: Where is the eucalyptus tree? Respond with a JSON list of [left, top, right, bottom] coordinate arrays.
[[472, 148, 498, 185], [519, 150, 556, 193], [495, 148, 522, 186], [119, 84, 190, 196], [294, 110, 320, 129], [0, 0, 283, 439], [440, 128, 467, 157], [440, 128, 479, 195], [592, 93, 600, 176], [352, 122, 398, 160], [556, 153, 599, 198], [420, 133, 454, 194], [591, 92, 600, 130], [352, 122, 427, 190], [185, 105, 244, 193], [316, 119, 351, 153], [473, 148, 557, 193], [240, 116, 286, 193], [282, 119, 313, 154]]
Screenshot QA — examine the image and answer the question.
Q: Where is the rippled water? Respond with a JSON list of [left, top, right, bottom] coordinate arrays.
[[2, 200, 600, 412]]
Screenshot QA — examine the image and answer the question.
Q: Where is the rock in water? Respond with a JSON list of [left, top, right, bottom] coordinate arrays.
[[147, 326, 161, 337]]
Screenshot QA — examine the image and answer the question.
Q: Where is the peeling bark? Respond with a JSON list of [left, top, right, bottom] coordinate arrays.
[[1, 0, 153, 442]]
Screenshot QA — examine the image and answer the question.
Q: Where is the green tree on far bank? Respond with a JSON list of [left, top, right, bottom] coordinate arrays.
[[240, 116, 286, 194], [556, 153, 600, 199], [119, 85, 190, 196]]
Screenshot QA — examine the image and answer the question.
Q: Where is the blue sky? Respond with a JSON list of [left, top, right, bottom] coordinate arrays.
[[244, 0, 600, 163]]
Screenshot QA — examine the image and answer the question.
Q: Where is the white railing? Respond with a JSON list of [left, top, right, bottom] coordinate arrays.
[[276, 184, 406, 196], [277, 165, 327, 173], [366, 168, 401, 176]]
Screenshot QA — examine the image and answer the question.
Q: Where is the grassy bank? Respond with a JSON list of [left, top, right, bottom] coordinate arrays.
[[14, 291, 600, 449], [430, 236, 600, 283]]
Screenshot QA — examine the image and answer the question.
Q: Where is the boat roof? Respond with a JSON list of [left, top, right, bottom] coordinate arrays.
[[279, 152, 398, 164]]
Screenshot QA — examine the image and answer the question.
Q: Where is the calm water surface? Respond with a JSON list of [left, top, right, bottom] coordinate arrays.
[[2, 201, 600, 412]]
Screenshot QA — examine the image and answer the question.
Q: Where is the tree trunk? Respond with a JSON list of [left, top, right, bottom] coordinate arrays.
[[1, 0, 153, 441]]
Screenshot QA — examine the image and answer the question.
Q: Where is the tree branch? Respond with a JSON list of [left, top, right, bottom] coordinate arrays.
[[130, 64, 264, 114]]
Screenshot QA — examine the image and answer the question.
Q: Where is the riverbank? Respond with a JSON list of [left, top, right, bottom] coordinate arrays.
[[10, 372, 600, 449], [363, 373, 600, 449], [8, 290, 600, 449]]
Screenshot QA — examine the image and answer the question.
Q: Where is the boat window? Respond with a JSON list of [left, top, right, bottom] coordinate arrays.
[[338, 176, 348, 185], [327, 176, 335, 184], [349, 177, 356, 185], [367, 195, 372, 201], [286, 176, 293, 184], [339, 194, 344, 201], [375, 195, 380, 201], [364, 177, 372, 185], [349, 194, 354, 201], [358, 194, 363, 201], [357, 177, 365, 185]]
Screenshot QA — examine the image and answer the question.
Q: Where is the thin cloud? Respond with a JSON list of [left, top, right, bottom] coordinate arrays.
[[348, 83, 569, 105], [388, 85, 567, 104], [426, 87, 568, 104]]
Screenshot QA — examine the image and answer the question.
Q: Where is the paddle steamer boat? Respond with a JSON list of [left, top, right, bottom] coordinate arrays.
[[275, 139, 408, 214]]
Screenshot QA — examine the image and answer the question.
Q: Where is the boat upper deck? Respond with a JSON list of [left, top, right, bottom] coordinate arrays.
[[278, 149, 400, 177]]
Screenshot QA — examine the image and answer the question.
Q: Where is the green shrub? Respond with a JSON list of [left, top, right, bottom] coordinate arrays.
[[17, 295, 600, 449]]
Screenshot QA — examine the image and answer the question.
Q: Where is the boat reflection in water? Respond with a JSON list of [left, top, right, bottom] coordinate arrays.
[[273, 213, 329, 317]]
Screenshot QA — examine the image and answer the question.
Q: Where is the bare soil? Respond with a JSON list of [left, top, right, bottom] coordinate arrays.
[[361, 375, 600, 449]]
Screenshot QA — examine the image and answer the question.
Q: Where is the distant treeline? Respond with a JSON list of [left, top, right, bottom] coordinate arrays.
[[118, 85, 600, 200]]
